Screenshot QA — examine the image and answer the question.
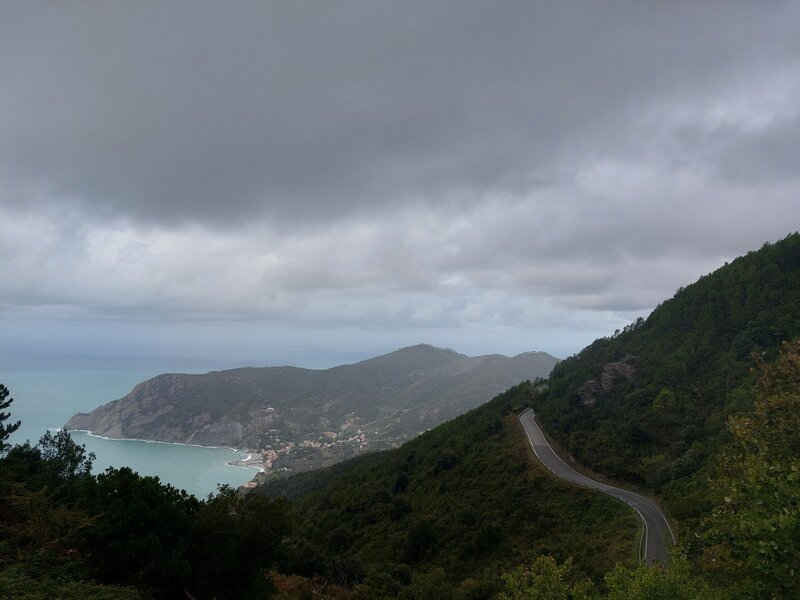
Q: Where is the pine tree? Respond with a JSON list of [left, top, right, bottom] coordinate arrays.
[[0, 383, 21, 452]]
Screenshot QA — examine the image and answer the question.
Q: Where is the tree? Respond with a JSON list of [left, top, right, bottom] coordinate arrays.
[[1, 429, 95, 497], [188, 486, 290, 599], [37, 428, 95, 481], [0, 563, 145, 600], [0, 383, 21, 452], [398, 567, 455, 600], [82, 467, 199, 595], [498, 556, 593, 600], [603, 559, 717, 600], [696, 340, 800, 598], [499, 556, 716, 600]]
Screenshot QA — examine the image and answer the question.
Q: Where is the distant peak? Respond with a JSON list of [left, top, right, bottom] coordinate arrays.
[[432, 345, 461, 354], [404, 343, 459, 354], [513, 350, 561, 361], [389, 344, 463, 356]]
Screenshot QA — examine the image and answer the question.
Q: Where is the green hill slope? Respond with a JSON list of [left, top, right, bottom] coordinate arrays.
[[260, 383, 638, 596], [533, 233, 800, 520]]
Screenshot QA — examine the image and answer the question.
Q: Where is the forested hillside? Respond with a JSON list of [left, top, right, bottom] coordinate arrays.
[[1, 380, 641, 599], [260, 382, 638, 597], [534, 233, 800, 522]]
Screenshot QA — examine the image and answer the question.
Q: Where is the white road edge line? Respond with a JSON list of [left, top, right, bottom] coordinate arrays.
[[519, 408, 660, 563], [638, 511, 647, 564]]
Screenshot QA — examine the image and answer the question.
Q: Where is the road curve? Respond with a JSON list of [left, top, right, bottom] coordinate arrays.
[[519, 409, 676, 563]]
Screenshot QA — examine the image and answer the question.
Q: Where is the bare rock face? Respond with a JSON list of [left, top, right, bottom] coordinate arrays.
[[66, 371, 253, 447], [579, 355, 636, 406]]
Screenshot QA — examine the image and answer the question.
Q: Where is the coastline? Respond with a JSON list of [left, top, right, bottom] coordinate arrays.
[[226, 452, 267, 473], [66, 428, 267, 472]]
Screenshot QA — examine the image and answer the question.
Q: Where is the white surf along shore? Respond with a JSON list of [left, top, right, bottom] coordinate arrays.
[[64, 428, 267, 473]]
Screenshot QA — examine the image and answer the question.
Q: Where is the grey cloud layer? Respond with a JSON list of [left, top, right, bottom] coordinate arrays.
[[3, 2, 799, 223], [1, 2, 799, 344]]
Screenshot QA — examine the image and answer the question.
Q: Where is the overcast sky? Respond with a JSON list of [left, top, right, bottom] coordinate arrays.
[[1, 1, 799, 369]]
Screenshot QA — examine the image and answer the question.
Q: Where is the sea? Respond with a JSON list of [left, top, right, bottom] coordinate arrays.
[[2, 368, 260, 498]]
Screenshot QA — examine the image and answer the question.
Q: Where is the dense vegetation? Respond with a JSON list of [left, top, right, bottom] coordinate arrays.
[[0, 384, 290, 599], [1, 380, 639, 599], [690, 339, 800, 598], [535, 233, 800, 522], [260, 382, 638, 598], [496, 338, 799, 599]]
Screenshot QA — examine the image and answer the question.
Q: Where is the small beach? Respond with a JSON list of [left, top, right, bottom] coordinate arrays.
[[226, 451, 267, 472]]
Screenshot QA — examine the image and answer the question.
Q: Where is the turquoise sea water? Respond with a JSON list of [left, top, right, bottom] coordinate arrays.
[[2, 369, 259, 498]]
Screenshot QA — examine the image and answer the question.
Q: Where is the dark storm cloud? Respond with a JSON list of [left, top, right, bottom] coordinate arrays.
[[2, 1, 799, 225], [2, 1, 800, 363]]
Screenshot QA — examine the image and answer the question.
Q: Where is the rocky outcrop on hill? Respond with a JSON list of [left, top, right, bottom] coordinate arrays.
[[578, 355, 636, 406], [66, 344, 558, 473]]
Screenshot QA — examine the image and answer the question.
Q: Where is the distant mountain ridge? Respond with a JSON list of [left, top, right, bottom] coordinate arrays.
[[66, 344, 558, 474]]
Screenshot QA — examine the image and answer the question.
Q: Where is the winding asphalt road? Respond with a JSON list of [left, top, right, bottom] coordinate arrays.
[[519, 408, 676, 563]]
